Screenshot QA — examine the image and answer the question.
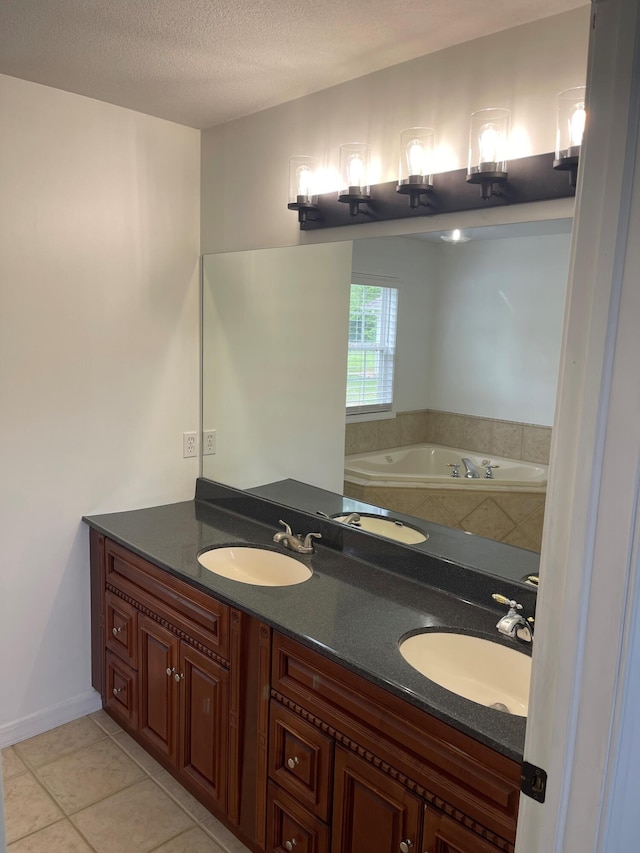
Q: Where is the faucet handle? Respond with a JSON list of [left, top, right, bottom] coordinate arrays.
[[303, 532, 322, 550], [277, 520, 293, 536], [492, 593, 523, 612]]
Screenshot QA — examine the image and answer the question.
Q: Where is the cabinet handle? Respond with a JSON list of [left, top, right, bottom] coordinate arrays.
[[400, 842, 413, 853], [166, 667, 175, 677], [112, 626, 122, 636], [284, 840, 297, 851], [174, 672, 184, 682], [286, 756, 300, 770], [112, 687, 122, 696]]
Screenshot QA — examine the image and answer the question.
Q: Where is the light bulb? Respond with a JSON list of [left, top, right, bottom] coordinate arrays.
[[478, 123, 501, 165], [451, 229, 461, 241], [296, 165, 313, 198], [407, 139, 425, 176], [347, 153, 365, 188], [569, 103, 586, 147]]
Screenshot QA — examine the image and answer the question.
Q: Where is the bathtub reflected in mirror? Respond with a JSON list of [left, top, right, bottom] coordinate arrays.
[[344, 443, 547, 551]]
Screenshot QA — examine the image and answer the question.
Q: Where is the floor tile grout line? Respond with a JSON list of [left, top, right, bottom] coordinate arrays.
[[4, 765, 67, 845], [7, 815, 103, 853], [11, 720, 109, 772]]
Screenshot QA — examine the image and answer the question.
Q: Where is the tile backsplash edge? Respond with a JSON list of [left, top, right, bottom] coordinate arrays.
[[345, 409, 552, 465]]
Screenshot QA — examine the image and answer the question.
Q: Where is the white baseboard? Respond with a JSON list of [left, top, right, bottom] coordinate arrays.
[[0, 690, 103, 748]]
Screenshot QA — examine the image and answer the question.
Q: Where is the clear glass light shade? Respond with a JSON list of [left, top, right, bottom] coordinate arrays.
[[288, 156, 319, 204], [398, 128, 435, 184], [555, 87, 586, 160], [339, 143, 371, 195], [467, 108, 510, 176]]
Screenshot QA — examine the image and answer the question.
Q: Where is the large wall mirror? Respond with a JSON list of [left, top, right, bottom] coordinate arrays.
[[202, 213, 572, 585]]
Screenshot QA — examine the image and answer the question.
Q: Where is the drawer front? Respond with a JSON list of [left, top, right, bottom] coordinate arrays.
[[105, 539, 229, 660], [269, 701, 333, 821], [267, 782, 330, 853], [105, 651, 138, 730], [105, 591, 137, 669]]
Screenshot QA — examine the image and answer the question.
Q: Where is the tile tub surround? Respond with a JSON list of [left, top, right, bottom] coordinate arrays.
[[344, 481, 546, 552], [1, 712, 250, 852], [346, 409, 552, 465]]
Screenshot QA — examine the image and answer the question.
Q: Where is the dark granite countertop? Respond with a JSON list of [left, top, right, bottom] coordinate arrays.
[[84, 484, 530, 763]]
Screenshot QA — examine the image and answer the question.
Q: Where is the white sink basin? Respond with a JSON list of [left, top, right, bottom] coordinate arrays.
[[333, 514, 428, 544], [399, 632, 531, 716], [197, 547, 312, 587]]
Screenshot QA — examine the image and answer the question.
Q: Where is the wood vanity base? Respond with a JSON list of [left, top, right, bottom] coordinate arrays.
[[90, 531, 521, 853]]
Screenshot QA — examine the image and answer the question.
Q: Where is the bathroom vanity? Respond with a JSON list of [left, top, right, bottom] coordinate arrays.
[[86, 479, 533, 853]]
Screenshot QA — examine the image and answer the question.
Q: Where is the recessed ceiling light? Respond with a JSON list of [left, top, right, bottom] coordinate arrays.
[[440, 228, 471, 243]]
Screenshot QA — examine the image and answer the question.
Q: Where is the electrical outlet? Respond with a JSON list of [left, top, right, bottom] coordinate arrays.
[[203, 429, 216, 455], [182, 432, 197, 458]]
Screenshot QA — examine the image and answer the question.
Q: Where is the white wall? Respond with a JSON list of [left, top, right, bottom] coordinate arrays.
[[429, 233, 571, 424], [201, 8, 590, 255], [0, 75, 201, 744], [202, 243, 352, 491]]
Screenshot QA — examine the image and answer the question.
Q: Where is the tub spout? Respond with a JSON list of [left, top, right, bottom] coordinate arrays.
[[461, 458, 481, 478]]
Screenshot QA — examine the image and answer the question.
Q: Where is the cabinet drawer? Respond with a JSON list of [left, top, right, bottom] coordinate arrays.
[[267, 782, 330, 853], [105, 591, 137, 668], [105, 539, 229, 660], [105, 651, 138, 730], [269, 701, 333, 821]]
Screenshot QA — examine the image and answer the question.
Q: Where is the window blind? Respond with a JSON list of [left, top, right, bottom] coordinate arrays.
[[346, 276, 399, 415]]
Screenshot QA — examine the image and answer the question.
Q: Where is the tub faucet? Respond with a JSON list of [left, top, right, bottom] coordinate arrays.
[[461, 458, 481, 478], [492, 594, 534, 643], [481, 459, 499, 479], [273, 520, 321, 554]]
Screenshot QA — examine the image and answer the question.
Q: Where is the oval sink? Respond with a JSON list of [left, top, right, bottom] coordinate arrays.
[[399, 632, 531, 716], [197, 547, 312, 587], [333, 514, 428, 544]]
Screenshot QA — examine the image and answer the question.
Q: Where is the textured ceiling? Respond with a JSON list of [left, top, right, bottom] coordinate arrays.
[[0, 0, 589, 129]]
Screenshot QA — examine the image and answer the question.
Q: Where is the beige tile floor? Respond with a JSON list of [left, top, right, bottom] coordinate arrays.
[[1, 711, 252, 852]]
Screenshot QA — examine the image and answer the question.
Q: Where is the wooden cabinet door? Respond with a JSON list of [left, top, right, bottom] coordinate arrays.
[[332, 746, 422, 853], [422, 806, 505, 853], [178, 642, 229, 813], [138, 614, 179, 764]]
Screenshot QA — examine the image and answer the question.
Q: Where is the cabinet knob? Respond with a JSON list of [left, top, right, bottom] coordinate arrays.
[[174, 672, 185, 682], [112, 626, 122, 636], [286, 756, 300, 770], [112, 687, 122, 696], [166, 667, 175, 677], [284, 840, 297, 851], [400, 841, 413, 853]]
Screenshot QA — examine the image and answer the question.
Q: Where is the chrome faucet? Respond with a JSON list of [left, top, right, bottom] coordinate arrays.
[[341, 512, 362, 526], [481, 459, 499, 479], [492, 594, 534, 643], [273, 520, 321, 554], [461, 458, 481, 478]]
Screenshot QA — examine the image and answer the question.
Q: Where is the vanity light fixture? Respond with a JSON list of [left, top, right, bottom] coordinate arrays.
[[337, 142, 372, 216], [553, 87, 586, 187], [440, 229, 470, 243], [396, 127, 435, 209], [466, 108, 510, 201], [287, 156, 320, 223]]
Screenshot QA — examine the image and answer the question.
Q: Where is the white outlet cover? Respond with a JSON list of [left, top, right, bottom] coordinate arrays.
[[183, 432, 197, 458], [203, 429, 216, 455]]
